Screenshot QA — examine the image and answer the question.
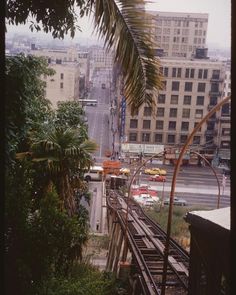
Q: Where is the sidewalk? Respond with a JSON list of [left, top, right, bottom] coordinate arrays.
[[137, 183, 230, 196]]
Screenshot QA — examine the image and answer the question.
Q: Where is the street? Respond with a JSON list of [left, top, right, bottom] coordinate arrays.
[[84, 68, 230, 233]]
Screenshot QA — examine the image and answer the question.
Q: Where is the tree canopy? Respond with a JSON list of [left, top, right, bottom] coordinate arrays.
[[6, 0, 163, 114]]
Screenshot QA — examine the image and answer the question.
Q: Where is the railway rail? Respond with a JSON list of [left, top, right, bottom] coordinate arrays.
[[107, 189, 190, 295]]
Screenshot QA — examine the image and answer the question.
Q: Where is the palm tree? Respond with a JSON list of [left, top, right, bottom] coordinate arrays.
[[6, 0, 163, 114], [17, 127, 97, 216]]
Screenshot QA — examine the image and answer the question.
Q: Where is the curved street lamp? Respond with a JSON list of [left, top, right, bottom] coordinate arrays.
[[190, 150, 221, 208], [161, 96, 231, 295]]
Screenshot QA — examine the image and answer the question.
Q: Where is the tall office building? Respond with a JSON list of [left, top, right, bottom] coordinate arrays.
[[146, 11, 208, 59], [115, 10, 230, 164]]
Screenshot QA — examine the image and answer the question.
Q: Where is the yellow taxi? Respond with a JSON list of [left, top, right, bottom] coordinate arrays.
[[144, 167, 167, 176], [119, 168, 130, 176]]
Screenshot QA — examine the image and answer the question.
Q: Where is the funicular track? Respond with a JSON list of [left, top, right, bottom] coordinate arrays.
[[107, 189, 189, 295]]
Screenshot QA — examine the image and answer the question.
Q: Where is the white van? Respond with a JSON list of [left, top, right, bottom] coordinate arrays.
[[84, 166, 104, 182]]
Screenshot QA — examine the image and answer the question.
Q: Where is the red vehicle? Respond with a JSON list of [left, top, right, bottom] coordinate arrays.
[[149, 175, 166, 182]]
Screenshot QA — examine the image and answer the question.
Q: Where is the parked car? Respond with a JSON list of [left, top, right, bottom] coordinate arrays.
[[149, 175, 166, 182], [144, 167, 167, 176], [164, 197, 187, 206]]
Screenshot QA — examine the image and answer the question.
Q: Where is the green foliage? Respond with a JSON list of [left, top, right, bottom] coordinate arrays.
[[145, 206, 208, 240], [55, 101, 86, 129], [4, 54, 97, 294], [35, 264, 117, 295], [6, 0, 92, 38], [5, 54, 54, 165]]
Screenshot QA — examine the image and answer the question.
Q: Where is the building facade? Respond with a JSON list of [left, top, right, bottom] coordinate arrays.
[[30, 47, 81, 108], [117, 57, 227, 163], [146, 11, 208, 59]]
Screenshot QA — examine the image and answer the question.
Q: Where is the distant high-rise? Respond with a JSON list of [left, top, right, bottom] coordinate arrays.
[[146, 11, 208, 59]]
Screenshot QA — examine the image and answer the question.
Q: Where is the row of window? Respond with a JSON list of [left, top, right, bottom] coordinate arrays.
[[160, 68, 221, 80], [129, 132, 202, 144], [130, 119, 202, 132], [157, 108, 204, 118], [134, 106, 206, 118], [158, 94, 205, 105]]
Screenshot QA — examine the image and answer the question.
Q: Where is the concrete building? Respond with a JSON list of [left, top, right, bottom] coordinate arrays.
[[30, 47, 81, 108], [146, 11, 208, 59], [116, 57, 226, 163], [216, 66, 231, 167]]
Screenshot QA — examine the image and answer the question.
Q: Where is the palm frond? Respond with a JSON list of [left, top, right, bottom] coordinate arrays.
[[91, 0, 163, 114]]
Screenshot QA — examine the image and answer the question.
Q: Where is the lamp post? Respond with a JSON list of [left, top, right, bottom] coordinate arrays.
[[190, 150, 221, 209], [161, 96, 230, 295], [121, 151, 164, 262]]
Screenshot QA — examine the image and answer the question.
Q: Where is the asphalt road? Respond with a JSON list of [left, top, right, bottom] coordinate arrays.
[[129, 164, 230, 208], [84, 68, 230, 218], [86, 72, 111, 161]]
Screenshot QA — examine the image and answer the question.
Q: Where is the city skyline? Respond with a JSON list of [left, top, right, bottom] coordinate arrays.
[[6, 0, 231, 50]]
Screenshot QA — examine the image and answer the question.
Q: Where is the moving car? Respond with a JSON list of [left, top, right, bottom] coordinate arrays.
[[144, 167, 167, 176], [84, 166, 103, 182], [164, 197, 187, 206], [149, 175, 166, 182]]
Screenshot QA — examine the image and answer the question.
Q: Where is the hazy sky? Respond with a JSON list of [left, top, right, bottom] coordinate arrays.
[[6, 0, 231, 49]]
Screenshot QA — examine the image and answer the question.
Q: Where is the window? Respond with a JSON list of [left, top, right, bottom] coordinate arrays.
[[185, 68, 190, 78], [185, 82, 193, 91], [198, 83, 206, 92], [198, 69, 203, 79], [190, 69, 195, 78], [130, 119, 138, 128], [181, 122, 189, 131], [212, 70, 220, 79], [194, 122, 201, 131], [143, 107, 152, 116], [211, 83, 219, 93], [221, 141, 230, 148], [143, 120, 151, 129], [210, 96, 217, 105], [56, 59, 62, 64], [203, 69, 208, 79], [196, 96, 204, 105], [60, 73, 64, 79], [180, 135, 188, 143], [168, 121, 176, 130], [183, 95, 191, 105], [48, 58, 51, 64], [158, 94, 166, 103], [221, 103, 230, 116], [60, 82, 63, 89], [171, 95, 178, 104], [167, 134, 175, 144], [157, 108, 165, 117], [132, 109, 139, 116], [222, 128, 230, 136], [142, 133, 150, 142], [154, 134, 163, 143], [164, 67, 169, 77], [177, 68, 182, 78], [193, 136, 201, 145], [169, 108, 177, 117], [195, 109, 203, 119], [156, 120, 164, 130], [182, 108, 190, 118], [172, 81, 180, 91], [172, 68, 177, 77], [129, 133, 137, 142]]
